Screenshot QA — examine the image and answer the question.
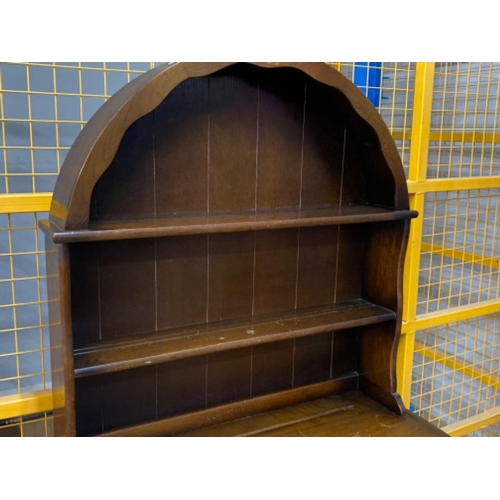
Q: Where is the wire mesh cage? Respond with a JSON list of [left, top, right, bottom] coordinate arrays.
[[411, 314, 500, 429]]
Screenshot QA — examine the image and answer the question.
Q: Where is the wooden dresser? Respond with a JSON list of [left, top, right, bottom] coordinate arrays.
[[40, 62, 447, 437]]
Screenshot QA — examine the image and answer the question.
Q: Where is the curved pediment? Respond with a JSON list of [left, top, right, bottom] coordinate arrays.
[[49, 62, 408, 230]]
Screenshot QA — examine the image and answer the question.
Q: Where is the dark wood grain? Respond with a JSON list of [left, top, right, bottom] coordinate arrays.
[[207, 348, 252, 407], [70, 243, 99, 347], [209, 64, 258, 212], [344, 107, 399, 209], [296, 226, 338, 309], [208, 232, 254, 322], [334, 225, 364, 302], [41, 62, 436, 437], [293, 331, 333, 387], [257, 68, 304, 210], [331, 330, 358, 378], [301, 81, 344, 207], [182, 396, 352, 437], [100, 365, 157, 431], [157, 357, 207, 418], [40, 206, 418, 243], [45, 238, 75, 436], [183, 395, 353, 437], [90, 113, 155, 222], [156, 235, 207, 330], [98, 239, 156, 339], [98, 377, 357, 437], [73, 299, 396, 378], [358, 321, 403, 414], [362, 220, 407, 312], [75, 377, 102, 436], [254, 229, 298, 315], [178, 392, 447, 437], [340, 126, 367, 205], [155, 77, 209, 216], [358, 220, 410, 412], [48, 63, 408, 231], [251, 340, 294, 397]]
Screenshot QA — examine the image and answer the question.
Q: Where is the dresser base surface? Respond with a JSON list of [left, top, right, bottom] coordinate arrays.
[[176, 391, 447, 437]]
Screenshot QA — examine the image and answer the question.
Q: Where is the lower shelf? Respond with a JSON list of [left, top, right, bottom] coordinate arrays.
[[74, 298, 395, 378], [96, 377, 447, 437]]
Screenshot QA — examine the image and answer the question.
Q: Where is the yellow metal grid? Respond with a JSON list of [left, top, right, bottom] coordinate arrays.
[[0, 62, 161, 194], [0, 63, 165, 420], [411, 313, 500, 430], [338, 62, 415, 175], [0, 410, 53, 437], [464, 419, 500, 437], [1, 61, 500, 437], [429, 63, 500, 179], [418, 189, 500, 315], [0, 212, 51, 396], [408, 63, 500, 436]]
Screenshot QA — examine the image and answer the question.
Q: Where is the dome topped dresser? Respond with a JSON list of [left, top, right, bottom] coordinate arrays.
[[40, 62, 447, 437]]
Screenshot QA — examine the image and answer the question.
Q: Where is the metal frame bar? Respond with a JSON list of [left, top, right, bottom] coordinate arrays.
[[415, 342, 500, 391], [408, 176, 500, 194], [398, 62, 435, 404], [0, 389, 52, 420], [420, 242, 500, 270], [442, 406, 500, 436], [402, 297, 500, 333], [393, 131, 500, 143], [0, 193, 51, 213]]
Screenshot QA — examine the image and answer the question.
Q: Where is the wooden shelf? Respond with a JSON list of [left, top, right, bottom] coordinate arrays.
[[73, 299, 396, 378], [96, 382, 447, 437], [41, 204, 418, 243], [175, 391, 448, 437]]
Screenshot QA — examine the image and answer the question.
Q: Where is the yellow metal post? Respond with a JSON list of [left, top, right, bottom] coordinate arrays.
[[398, 62, 435, 405]]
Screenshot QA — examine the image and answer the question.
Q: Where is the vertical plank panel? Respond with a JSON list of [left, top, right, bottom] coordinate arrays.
[[254, 229, 298, 315], [209, 64, 259, 212], [101, 365, 157, 432], [155, 78, 209, 216], [156, 235, 207, 330], [301, 82, 345, 207], [207, 348, 252, 406], [296, 226, 337, 309], [208, 232, 254, 322], [252, 340, 294, 397], [257, 68, 304, 210], [90, 114, 155, 221], [75, 377, 102, 436], [157, 357, 207, 418], [70, 243, 99, 347], [340, 126, 367, 205], [334, 225, 363, 303], [293, 332, 333, 387], [331, 330, 358, 378], [99, 239, 156, 339]]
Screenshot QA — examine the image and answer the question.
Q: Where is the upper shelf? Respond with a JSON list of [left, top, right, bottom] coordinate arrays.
[[41, 204, 418, 243]]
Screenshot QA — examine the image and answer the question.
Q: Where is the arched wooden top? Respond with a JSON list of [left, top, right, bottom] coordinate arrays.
[[50, 62, 409, 230]]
